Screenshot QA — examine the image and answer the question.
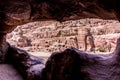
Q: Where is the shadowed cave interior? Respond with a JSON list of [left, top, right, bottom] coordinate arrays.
[[1, 0, 120, 80]]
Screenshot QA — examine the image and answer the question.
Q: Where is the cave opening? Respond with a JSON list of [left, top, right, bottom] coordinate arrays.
[[6, 18, 120, 61], [1, 0, 120, 80]]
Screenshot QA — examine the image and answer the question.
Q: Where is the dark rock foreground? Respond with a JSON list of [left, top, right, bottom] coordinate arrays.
[[5, 38, 120, 80], [41, 38, 120, 80]]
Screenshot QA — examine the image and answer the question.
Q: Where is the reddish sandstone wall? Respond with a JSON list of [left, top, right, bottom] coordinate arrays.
[[7, 19, 120, 53]]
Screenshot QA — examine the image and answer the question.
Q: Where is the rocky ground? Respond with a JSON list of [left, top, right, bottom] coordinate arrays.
[[6, 18, 120, 58]]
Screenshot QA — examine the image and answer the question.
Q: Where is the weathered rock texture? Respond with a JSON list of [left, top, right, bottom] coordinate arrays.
[[0, 0, 120, 34], [6, 45, 45, 80], [7, 19, 120, 53], [41, 38, 120, 80], [0, 33, 9, 63], [1, 0, 120, 80]]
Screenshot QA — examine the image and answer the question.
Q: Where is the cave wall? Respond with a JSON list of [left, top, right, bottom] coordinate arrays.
[[0, 0, 120, 34], [0, 0, 120, 80], [0, 0, 120, 60]]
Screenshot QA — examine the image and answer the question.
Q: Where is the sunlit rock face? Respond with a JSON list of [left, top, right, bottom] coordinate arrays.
[[0, 0, 120, 55], [0, 0, 119, 63], [6, 19, 120, 53]]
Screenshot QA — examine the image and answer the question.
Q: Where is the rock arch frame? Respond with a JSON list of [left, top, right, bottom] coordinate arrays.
[[0, 0, 120, 80]]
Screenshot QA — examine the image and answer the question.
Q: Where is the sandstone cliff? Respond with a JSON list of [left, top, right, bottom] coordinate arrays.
[[7, 18, 120, 55], [1, 0, 120, 80]]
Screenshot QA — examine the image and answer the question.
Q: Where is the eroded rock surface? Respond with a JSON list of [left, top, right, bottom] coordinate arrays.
[[6, 45, 45, 80], [0, 33, 9, 63], [41, 43, 120, 80], [0, 0, 120, 33], [7, 19, 120, 53]]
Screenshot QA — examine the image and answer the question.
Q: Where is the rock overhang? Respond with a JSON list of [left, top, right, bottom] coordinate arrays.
[[0, 0, 120, 33]]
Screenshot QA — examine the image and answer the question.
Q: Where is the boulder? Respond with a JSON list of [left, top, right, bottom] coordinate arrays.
[[5, 45, 45, 80], [41, 43, 120, 80]]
